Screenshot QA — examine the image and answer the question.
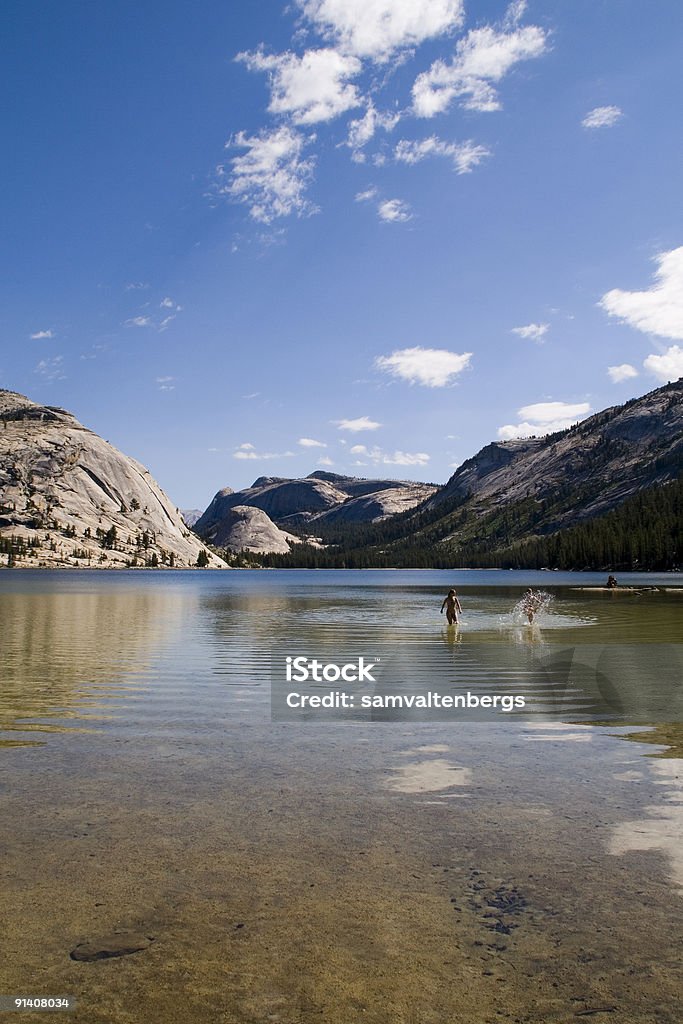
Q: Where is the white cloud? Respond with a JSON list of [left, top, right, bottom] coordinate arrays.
[[318, 456, 334, 466], [607, 363, 638, 383], [511, 322, 549, 342], [394, 136, 490, 174], [297, 0, 465, 61], [643, 346, 683, 382], [350, 444, 430, 466], [376, 346, 471, 386], [30, 329, 54, 340], [497, 400, 591, 440], [298, 437, 327, 447], [218, 126, 317, 223], [125, 281, 149, 291], [238, 48, 361, 124], [156, 375, 176, 391], [336, 415, 382, 432], [378, 198, 412, 222], [355, 186, 378, 202], [124, 316, 153, 328], [233, 445, 296, 460], [237, 442, 256, 450], [599, 247, 683, 341], [412, 10, 548, 117], [582, 105, 623, 129], [35, 355, 65, 381], [346, 102, 400, 154], [160, 297, 182, 310]]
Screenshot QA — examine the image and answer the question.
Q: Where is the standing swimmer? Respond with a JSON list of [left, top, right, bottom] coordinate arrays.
[[521, 588, 542, 624], [441, 589, 463, 625]]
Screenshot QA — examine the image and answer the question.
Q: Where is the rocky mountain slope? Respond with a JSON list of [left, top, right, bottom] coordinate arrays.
[[195, 470, 436, 548], [258, 380, 683, 567], [430, 379, 682, 527], [0, 389, 224, 568]]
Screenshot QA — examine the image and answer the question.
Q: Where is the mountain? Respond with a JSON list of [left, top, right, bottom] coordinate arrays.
[[195, 471, 436, 540], [181, 509, 203, 528], [258, 380, 683, 569], [0, 389, 224, 568], [198, 505, 300, 554]]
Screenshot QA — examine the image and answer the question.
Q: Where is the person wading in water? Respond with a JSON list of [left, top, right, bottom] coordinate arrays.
[[440, 589, 463, 625]]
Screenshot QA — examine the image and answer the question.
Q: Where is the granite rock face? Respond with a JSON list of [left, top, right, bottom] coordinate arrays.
[[199, 504, 301, 553], [0, 389, 224, 568], [196, 471, 437, 541]]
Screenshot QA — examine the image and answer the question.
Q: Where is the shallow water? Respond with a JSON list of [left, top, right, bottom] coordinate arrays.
[[0, 569, 681, 1023]]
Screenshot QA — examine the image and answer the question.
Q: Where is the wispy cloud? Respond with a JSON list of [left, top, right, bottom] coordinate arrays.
[[355, 186, 378, 202], [607, 363, 638, 383], [218, 126, 317, 223], [412, 4, 548, 117], [156, 375, 176, 391], [350, 444, 430, 466], [511, 322, 549, 343], [317, 455, 334, 466], [498, 400, 591, 440], [30, 329, 54, 340], [394, 136, 490, 174], [296, 0, 465, 62], [346, 102, 400, 158], [298, 437, 327, 447], [125, 281, 150, 291], [376, 346, 471, 386], [237, 47, 362, 124], [582, 105, 623, 129], [233, 443, 296, 460], [124, 316, 154, 328], [335, 415, 382, 432], [599, 247, 683, 341], [35, 355, 65, 381], [378, 198, 412, 222]]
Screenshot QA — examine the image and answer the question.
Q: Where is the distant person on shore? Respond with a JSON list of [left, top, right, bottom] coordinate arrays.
[[607, 574, 618, 589], [441, 589, 462, 625], [521, 588, 542, 624]]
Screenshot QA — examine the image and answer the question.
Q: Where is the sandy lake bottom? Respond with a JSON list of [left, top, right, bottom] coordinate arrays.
[[1, 569, 681, 1024]]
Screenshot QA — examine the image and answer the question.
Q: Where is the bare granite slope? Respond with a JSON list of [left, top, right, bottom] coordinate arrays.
[[200, 505, 301, 554], [430, 379, 683, 531], [196, 471, 437, 542], [0, 389, 224, 568]]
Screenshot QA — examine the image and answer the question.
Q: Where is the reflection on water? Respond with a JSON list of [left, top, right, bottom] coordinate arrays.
[[0, 586, 189, 744], [609, 757, 683, 892], [0, 570, 681, 1024]]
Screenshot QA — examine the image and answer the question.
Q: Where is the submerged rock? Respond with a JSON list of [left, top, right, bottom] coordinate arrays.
[[70, 932, 154, 962]]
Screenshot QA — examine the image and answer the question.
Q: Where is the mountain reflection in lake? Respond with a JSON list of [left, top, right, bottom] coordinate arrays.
[[0, 569, 681, 1024]]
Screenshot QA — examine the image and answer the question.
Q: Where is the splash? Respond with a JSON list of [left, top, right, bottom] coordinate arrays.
[[511, 589, 553, 625]]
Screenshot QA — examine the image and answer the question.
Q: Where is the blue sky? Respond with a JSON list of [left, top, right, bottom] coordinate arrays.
[[2, 0, 682, 508]]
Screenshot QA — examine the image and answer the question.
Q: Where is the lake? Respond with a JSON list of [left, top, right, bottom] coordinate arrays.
[[1, 569, 681, 1023]]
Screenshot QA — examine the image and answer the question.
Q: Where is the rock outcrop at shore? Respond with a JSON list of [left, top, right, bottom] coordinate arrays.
[[0, 389, 224, 568], [199, 504, 300, 554]]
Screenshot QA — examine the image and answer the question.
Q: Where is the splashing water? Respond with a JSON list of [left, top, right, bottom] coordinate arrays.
[[511, 589, 553, 625]]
